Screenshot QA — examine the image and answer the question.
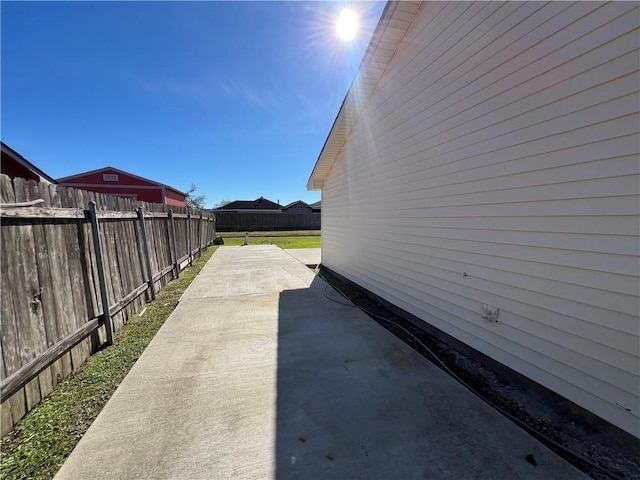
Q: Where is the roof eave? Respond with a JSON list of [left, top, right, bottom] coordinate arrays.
[[1, 142, 57, 183], [306, 1, 420, 191], [306, 178, 322, 191]]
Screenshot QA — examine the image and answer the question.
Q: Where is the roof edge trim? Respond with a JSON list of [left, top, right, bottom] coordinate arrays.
[[306, 1, 420, 191]]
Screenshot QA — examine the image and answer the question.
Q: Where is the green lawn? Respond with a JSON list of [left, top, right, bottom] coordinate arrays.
[[219, 230, 320, 238], [222, 236, 320, 249]]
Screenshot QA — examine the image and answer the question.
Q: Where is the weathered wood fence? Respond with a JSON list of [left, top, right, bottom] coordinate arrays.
[[214, 211, 320, 231], [0, 174, 216, 435]]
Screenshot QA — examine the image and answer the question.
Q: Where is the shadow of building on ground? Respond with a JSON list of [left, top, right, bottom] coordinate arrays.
[[273, 277, 581, 479]]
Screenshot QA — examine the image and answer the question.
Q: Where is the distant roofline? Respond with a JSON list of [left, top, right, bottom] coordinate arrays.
[[57, 165, 187, 196], [212, 209, 283, 213], [283, 200, 312, 209], [215, 197, 283, 210]]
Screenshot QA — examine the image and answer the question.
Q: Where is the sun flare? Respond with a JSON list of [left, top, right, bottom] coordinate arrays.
[[336, 8, 358, 41]]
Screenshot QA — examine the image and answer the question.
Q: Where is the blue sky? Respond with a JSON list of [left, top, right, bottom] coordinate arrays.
[[1, 1, 384, 207]]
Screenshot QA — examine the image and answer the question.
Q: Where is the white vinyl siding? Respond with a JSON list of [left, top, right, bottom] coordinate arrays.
[[321, 1, 640, 437]]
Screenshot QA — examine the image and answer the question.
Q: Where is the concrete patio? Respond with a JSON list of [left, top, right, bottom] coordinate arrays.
[[55, 245, 585, 479]]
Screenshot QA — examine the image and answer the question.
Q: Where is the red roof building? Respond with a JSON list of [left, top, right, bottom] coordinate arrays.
[[57, 166, 187, 207]]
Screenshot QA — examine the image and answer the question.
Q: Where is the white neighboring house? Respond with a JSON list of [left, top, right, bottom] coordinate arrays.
[[308, 1, 639, 438]]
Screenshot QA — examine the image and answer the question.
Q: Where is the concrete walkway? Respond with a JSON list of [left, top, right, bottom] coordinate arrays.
[[55, 246, 585, 480], [285, 248, 321, 267]]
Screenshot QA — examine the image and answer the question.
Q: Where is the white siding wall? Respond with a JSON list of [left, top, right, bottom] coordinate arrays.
[[322, 1, 640, 437]]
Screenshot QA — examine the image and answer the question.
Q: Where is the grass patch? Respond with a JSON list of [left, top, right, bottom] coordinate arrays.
[[220, 230, 320, 238], [222, 236, 320, 249], [0, 247, 217, 480]]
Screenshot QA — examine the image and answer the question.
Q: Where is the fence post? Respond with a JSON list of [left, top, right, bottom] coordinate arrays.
[[199, 213, 203, 257], [136, 208, 156, 300], [168, 209, 179, 278], [205, 216, 209, 247], [187, 210, 193, 266], [87, 201, 113, 346]]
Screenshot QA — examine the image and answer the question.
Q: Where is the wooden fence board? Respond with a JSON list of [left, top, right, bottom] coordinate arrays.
[[0, 177, 28, 429], [32, 218, 57, 398], [0, 206, 84, 219], [198, 214, 203, 257], [6, 239, 43, 411], [112, 224, 127, 330], [79, 219, 99, 320], [0, 174, 214, 433], [132, 216, 151, 303], [79, 189, 101, 346], [47, 184, 75, 379], [40, 182, 53, 207], [69, 189, 91, 367], [1, 178, 23, 397], [23, 180, 55, 399], [112, 221, 130, 324], [156, 216, 173, 287], [95, 211, 138, 219], [0, 175, 15, 203], [0, 223, 28, 430], [57, 188, 87, 369], [120, 219, 137, 317], [145, 215, 158, 291], [81, 193, 104, 347], [124, 217, 141, 319], [28, 182, 58, 399], [83, 218, 104, 349], [11, 178, 47, 410], [181, 217, 189, 258], [147, 216, 162, 288], [104, 218, 125, 331], [1, 392, 26, 438], [37, 184, 68, 390], [0, 354, 13, 436], [122, 220, 139, 320], [126, 218, 144, 315]]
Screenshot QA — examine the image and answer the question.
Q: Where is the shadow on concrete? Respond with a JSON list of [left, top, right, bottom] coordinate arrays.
[[274, 276, 588, 480], [275, 280, 481, 479]]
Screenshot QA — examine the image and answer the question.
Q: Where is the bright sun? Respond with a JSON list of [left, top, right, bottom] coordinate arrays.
[[336, 8, 358, 41]]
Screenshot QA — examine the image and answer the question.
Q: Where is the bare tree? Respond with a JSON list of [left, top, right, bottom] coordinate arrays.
[[186, 183, 207, 209], [213, 199, 232, 208]]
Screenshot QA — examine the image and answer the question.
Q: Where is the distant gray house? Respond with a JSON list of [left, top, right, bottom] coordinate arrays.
[[309, 201, 321, 213], [213, 197, 320, 231], [308, 1, 639, 438], [283, 200, 313, 214], [216, 197, 282, 212]]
